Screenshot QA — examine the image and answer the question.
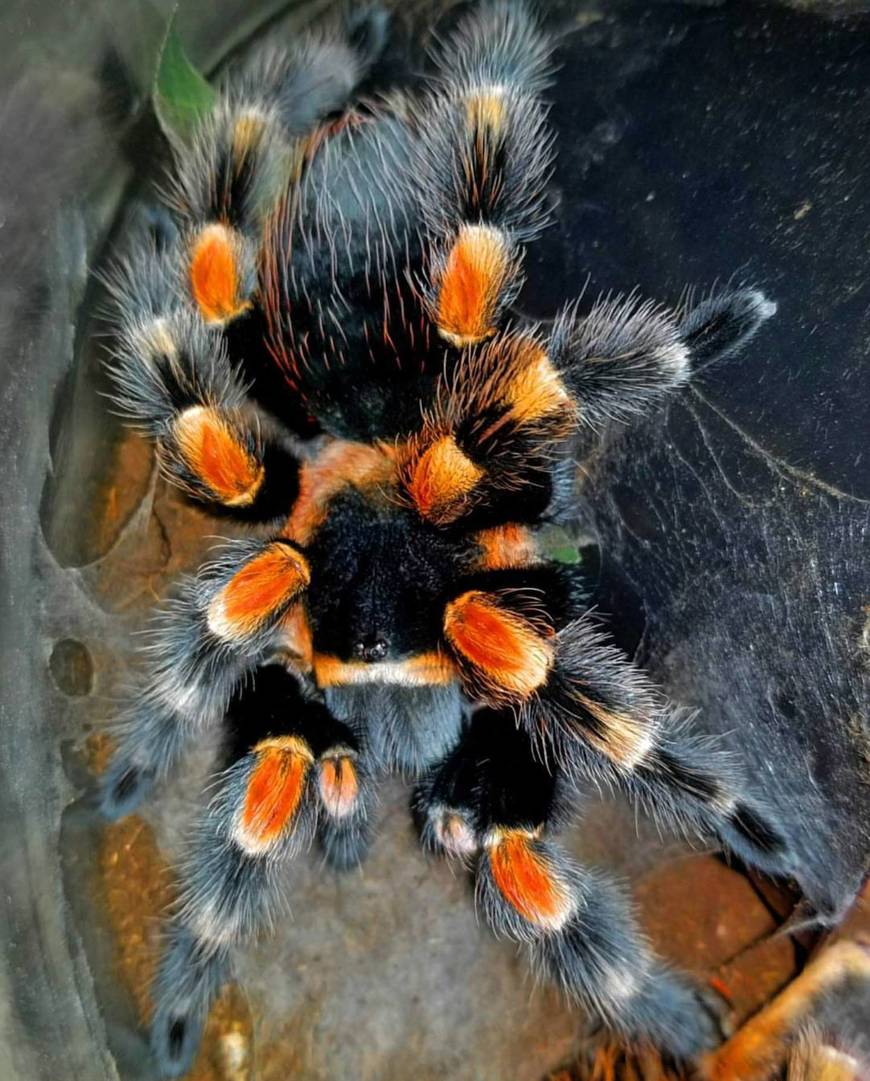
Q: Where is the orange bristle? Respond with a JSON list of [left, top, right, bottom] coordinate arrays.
[[464, 86, 507, 136], [207, 544, 310, 642], [489, 831, 573, 929], [231, 111, 267, 167], [408, 435, 484, 524], [173, 405, 263, 506], [443, 591, 553, 699], [318, 756, 359, 819], [475, 524, 538, 570], [286, 440, 397, 544], [189, 223, 252, 325], [235, 737, 313, 853], [503, 349, 573, 426], [435, 224, 514, 346]]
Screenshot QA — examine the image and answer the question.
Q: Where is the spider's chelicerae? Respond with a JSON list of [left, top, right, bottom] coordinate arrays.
[[99, 3, 786, 1075]]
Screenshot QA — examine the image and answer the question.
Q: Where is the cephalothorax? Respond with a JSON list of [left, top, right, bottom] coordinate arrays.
[[99, 3, 786, 1074]]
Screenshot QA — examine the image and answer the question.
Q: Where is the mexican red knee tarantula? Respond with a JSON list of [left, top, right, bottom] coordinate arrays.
[[99, 2, 785, 1075]]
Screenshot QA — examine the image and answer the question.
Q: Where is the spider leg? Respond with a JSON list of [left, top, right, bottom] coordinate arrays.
[[400, 285, 774, 529], [548, 286, 777, 431], [151, 664, 373, 1077], [105, 242, 299, 521], [439, 566, 789, 871], [99, 538, 310, 819], [414, 710, 723, 1060], [168, 11, 391, 330], [411, 1, 555, 346]]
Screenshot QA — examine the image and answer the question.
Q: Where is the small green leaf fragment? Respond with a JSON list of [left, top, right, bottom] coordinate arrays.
[[549, 545, 581, 564], [153, 10, 216, 143], [539, 526, 583, 565]]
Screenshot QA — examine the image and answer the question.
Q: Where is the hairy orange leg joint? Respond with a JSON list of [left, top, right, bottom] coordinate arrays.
[[435, 224, 514, 347], [189, 223, 253, 325], [173, 405, 263, 506], [489, 831, 573, 930], [408, 435, 484, 524], [234, 737, 314, 854], [318, 755, 359, 819], [207, 544, 310, 642], [444, 591, 553, 699]]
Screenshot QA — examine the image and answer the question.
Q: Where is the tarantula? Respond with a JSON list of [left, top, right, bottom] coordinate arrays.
[[98, 3, 786, 1075]]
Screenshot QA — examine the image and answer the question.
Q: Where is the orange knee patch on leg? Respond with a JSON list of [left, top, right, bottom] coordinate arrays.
[[503, 348, 574, 426], [235, 736, 313, 853], [489, 831, 573, 930], [207, 543, 310, 642], [464, 86, 507, 136], [318, 755, 359, 819], [173, 405, 263, 505], [189, 223, 253, 325], [444, 591, 553, 700], [408, 435, 484, 523], [435, 225, 515, 347]]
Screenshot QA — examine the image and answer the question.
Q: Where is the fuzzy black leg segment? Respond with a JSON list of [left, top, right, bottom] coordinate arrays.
[[413, 708, 563, 859], [170, 14, 394, 328], [105, 246, 301, 521], [412, 3, 555, 346], [481, 859, 724, 1059]]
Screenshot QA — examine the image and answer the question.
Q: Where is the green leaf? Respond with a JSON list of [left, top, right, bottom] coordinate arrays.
[[153, 9, 216, 144], [538, 526, 583, 565]]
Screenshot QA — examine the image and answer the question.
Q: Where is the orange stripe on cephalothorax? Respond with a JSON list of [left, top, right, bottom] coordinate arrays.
[[444, 591, 553, 700], [207, 544, 310, 642], [275, 604, 314, 672], [312, 651, 457, 688], [285, 440, 397, 544], [189, 223, 253, 326], [488, 830, 573, 930], [434, 224, 515, 347], [407, 434, 484, 524], [474, 525, 538, 570], [172, 405, 263, 506], [318, 755, 359, 819], [234, 736, 313, 854]]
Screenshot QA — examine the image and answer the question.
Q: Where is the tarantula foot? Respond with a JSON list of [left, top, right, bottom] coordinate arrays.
[[150, 927, 229, 1078], [99, 756, 156, 820], [679, 286, 777, 369]]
